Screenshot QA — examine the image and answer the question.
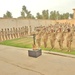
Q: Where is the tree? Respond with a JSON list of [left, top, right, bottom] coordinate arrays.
[[20, 5, 35, 19], [70, 13, 73, 19], [36, 13, 42, 19], [3, 11, 13, 18], [62, 13, 69, 19], [26, 11, 31, 18], [21, 11, 25, 18], [22, 5, 27, 17], [50, 11, 57, 20], [42, 10, 49, 19], [20, 5, 27, 18], [26, 11, 35, 19], [31, 15, 35, 19], [56, 11, 61, 20], [59, 14, 64, 19]]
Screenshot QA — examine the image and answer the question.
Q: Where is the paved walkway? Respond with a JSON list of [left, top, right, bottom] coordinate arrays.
[[0, 45, 75, 75]]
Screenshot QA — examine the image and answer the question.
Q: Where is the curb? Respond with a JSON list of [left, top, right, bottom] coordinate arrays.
[[0, 45, 75, 59], [43, 51, 75, 58]]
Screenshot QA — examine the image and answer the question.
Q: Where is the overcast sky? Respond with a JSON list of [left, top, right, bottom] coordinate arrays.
[[0, 0, 75, 18]]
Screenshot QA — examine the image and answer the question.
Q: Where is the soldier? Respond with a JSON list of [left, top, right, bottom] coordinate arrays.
[[66, 28, 74, 52], [36, 29, 43, 48], [7, 28, 10, 39], [49, 28, 57, 49], [15, 28, 18, 38], [10, 28, 13, 39], [1, 29, 5, 41], [26, 26, 28, 35], [42, 28, 48, 48], [29, 25, 32, 35], [22, 27, 25, 37], [24, 26, 27, 36], [57, 28, 64, 50], [4, 28, 8, 40], [71, 24, 75, 33], [0, 30, 2, 42], [13, 27, 16, 38], [20, 27, 24, 38], [18, 27, 21, 38]]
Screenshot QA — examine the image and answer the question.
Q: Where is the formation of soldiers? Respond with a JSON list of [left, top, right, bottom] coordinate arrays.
[[0, 26, 29, 42], [0, 22, 75, 52], [35, 23, 75, 52]]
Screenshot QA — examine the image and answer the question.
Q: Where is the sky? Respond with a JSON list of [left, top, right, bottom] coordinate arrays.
[[0, 0, 75, 18]]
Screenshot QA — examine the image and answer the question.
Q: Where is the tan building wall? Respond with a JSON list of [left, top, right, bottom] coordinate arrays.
[[0, 18, 75, 30], [0, 18, 55, 30], [55, 19, 75, 25]]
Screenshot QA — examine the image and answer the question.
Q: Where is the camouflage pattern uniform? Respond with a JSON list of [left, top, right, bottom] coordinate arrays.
[[66, 29, 73, 52]]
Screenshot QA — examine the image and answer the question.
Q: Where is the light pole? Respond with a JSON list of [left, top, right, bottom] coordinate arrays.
[[32, 32, 36, 50]]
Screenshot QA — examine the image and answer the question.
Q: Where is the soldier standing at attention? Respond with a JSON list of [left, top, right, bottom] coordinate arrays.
[[15, 28, 18, 38], [1, 29, 5, 41], [4, 28, 8, 40], [25, 26, 28, 35], [13, 27, 16, 38], [27, 26, 29, 35], [24, 26, 27, 36], [7, 28, 10, 39], [0, 30, 2, 42], [66, 28, 73, 52], [29, 25, 32, 35], [10, 28, 13, 39], [18, 27, 20, 38], [20, 27, 24, 38]]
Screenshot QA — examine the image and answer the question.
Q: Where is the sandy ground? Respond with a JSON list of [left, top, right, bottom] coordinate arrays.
[[0, 45, 75, 75]]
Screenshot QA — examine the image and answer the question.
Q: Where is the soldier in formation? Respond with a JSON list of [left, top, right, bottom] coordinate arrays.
[[1, 29, 5, 41], [49, 28, 57, 49], [0, 30, 2, 42], [42, 27, 48, 48], [0, 26, 29, 41], [66, 28, 74, 52], [57, 28, 64, 50], [0, 23, 74, 52], [4, 28, 8, 40], [7, 28, 10, 39], [35, 22, 75, 52]]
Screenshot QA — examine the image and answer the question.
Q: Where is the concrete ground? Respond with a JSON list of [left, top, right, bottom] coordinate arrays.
[[0, 45, 75, 75]]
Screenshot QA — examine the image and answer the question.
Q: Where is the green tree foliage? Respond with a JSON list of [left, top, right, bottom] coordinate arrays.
[[36, 10, 49, 19], [20, 5, 35, 19], [62, 13, 69, 19], [50, 11, 70, 20], [56, 11, 61, 20], [2, 5, 73, 19], [50, 11, 57, 20], [69, 13, 73, 19], [3, 11, 13, 18], [42, 10, 49, 19], [31, 15, 35, 19], [26, 11, 32, 19], [36, 13, 42, 19], [22, 5, 27, 13], [21, 11, 25, 18]]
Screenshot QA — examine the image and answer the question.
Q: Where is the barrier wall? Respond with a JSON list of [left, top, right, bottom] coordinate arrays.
[[55, 19, 75, 25], [0, 18, 55, 29], [0, 18, 75, 30]]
